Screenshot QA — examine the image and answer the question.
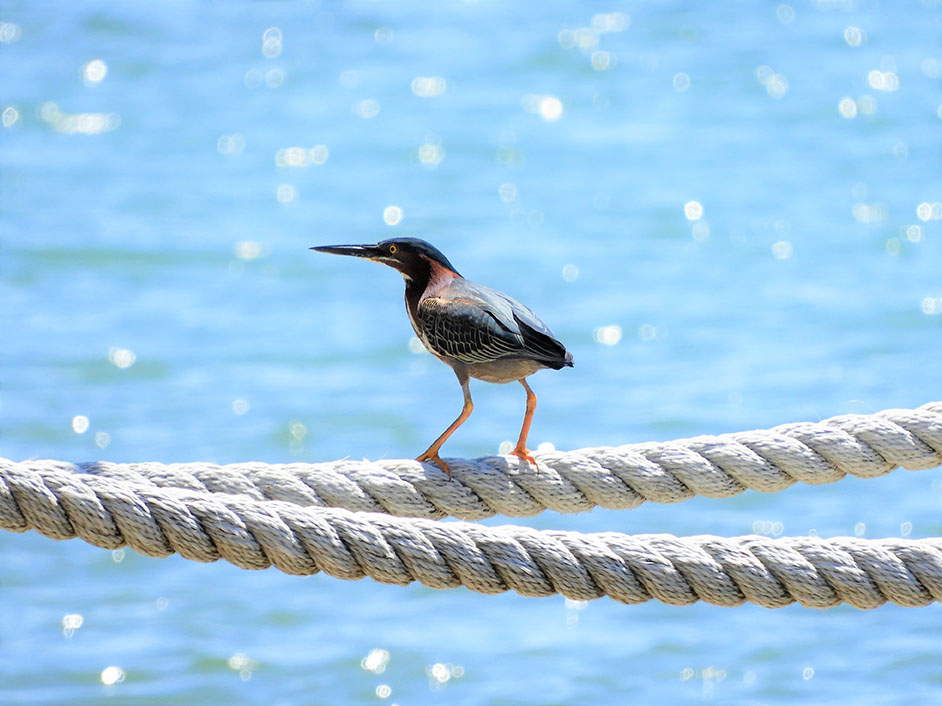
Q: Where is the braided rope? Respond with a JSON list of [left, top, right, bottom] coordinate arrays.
[[7, 402, 940, 520], [0, 462, 939, 607]]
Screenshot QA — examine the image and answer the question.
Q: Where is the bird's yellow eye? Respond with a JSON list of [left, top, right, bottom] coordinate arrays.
[[388, 244, 398, 255]]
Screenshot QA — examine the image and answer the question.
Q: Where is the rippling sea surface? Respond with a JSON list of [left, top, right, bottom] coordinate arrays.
[[2, 2, 941, 704]]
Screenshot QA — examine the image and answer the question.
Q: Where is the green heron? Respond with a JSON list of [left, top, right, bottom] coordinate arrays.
[[311, 237, 573, 473]]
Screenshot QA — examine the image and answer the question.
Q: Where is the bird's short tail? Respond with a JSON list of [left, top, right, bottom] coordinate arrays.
[[541, 349, 573, 370]]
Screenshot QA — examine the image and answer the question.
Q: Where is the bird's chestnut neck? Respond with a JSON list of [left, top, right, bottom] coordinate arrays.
[[403, 256, 460, 317], [404, 256, 459, 292]]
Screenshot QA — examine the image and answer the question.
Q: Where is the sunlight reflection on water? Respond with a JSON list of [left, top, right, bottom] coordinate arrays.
[[1, 2, 941, 704]]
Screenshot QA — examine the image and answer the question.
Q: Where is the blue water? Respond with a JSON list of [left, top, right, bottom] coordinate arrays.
[[2, 1, 941, 703]]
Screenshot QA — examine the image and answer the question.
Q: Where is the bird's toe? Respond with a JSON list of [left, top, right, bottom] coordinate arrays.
[[416, 451, 451, 474], [509, 447, 540, 473]]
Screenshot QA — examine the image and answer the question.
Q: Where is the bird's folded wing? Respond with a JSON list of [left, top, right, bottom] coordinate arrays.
[[419, 297, 525, 364]]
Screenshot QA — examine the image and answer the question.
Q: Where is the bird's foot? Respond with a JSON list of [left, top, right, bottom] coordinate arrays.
[[509, 447, 540, 473], [416, 451, 451, 474]]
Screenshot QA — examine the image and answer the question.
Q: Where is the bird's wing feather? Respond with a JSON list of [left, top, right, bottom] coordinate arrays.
[[419, 296, 525, 364], [451, 281, 570, 366], [512, 313, 570, 364]]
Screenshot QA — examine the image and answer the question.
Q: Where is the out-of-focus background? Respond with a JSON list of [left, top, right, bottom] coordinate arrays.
[[2, 1, 940, 703]]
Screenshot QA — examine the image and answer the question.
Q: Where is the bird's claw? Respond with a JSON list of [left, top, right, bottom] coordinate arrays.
[[416, 451, 451, 474], [509, 447, 540, 473]]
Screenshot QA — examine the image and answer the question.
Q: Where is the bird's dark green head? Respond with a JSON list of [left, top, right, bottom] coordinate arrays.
[[311, 237, 461, 280]]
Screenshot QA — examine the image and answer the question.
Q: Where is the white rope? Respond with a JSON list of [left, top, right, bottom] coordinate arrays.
[[2, 402, 939, 608], [0, 463, 939, 607], [7, 402, 940, 520]]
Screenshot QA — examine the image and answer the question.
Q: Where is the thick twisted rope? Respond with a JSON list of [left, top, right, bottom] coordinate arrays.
[[7, 402, 940, 520], [0, 462, 939, 608]]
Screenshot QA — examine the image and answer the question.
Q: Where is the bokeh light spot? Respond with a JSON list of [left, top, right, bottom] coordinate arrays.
[[418, 142, 444, 166], [82, 59, 108, 85], [217, 134, 246, 155], [915, 202, 942, 221], [62, 613, 84, 638], [235, 241, 262, 259], [276, 145, 328, 167], [672, 72, 690, 92], [40, 102, 120, 134], [108, 347, 136, 369], [638, 324, 658, 342], [844, 26, 865, 47], [2, 106, 19, 127], [856, 94, 877, 115], [591, 51, 616, 71], [692, 222, 710, 241], [383, 205, 403, 225], [262, 27, 282, 58], [289, 421, 307, 441], [539, 96, 563, 121], [868, 70, 899, 91], [593, 325, 622, 346], [411, 76, 447, 97], [765, 74, 788, 98], [354, 99, 380, 119], [776, 4, 795, 23], [362, 648, 390, 674], [228, 653, 257, 681], [574, 28, 598, 50], [523, 94, 563, 122], [921, 297, 942, 316], [276, 184, 296, 203], [0, 22, 22, 43], [100, 666, 125, 686], [755, 67, 788, 97], [852, 203, 887, 223], [684, 201, 703, 220], [592, 12, 630, 33], [772, 241, 793, 259], [426, 662, 463, 684], [265, 68, 285, 88]]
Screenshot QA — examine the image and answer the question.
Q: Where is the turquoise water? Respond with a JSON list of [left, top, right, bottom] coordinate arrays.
[[2, 1, 941, 703]]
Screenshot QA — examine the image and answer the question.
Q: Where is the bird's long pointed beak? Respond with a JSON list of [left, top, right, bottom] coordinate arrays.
[[309, 243, 381, 259]]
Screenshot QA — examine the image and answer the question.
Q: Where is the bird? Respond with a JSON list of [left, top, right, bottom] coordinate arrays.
[[311, 237, 573, 473]]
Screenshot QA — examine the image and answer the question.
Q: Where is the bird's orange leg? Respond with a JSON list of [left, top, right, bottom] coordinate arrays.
[[509, 378, 539, 470], [416, 371, 472, 473]]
